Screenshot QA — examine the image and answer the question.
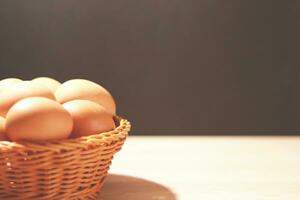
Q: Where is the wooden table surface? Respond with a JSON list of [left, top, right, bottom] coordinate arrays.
[[98, 136, 300, 200]]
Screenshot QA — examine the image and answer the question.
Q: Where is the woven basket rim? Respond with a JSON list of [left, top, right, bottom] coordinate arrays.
[[0, 116, 130, 152]]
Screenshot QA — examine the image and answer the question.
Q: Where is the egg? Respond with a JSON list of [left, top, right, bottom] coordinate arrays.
[[32, 77, 61, 93], [0, 116, 8, 141], [5, 97, 73, 142], [55, 79, 116, 115], [63, 100, 115, 138], [0, 81, 56, 117], [0, 78, 22, 93]]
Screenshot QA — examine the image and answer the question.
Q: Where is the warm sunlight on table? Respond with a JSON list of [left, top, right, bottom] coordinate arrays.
[[98, 136, 300, 200]]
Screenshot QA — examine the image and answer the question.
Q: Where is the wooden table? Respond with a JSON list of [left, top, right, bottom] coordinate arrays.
[[98, 136, 300, 200]]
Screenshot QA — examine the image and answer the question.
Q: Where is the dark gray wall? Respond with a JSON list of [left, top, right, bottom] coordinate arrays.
[[0, 1, 299, 135]]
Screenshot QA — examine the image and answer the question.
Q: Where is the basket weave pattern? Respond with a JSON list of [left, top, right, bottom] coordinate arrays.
[[0, 117, 130, 200]]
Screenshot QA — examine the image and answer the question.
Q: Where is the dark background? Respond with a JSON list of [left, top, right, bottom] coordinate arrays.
[[0, 1, 300, 135]]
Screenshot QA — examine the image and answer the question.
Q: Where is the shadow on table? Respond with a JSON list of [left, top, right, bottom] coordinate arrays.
[[98, 174, 177, 200]]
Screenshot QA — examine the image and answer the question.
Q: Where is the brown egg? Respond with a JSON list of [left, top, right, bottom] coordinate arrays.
[[0, 81, 56, 117], [63, 100, 115, 138], [0, 78, 22, 93], [0, 116, 8, 141], [5, 97, 73, 142], [32, 77, 61, 93], [55, 79, 116, 115]]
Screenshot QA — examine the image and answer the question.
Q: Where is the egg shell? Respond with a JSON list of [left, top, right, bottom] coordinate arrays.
[[32, 77, 61, 93], [0, 81, 56, 117], [0, 116, 8, 141], [55, 79, 116, 115], [5, 97, 73, 142], [63, 100, 116, 138], [0, 78, 22, 93]]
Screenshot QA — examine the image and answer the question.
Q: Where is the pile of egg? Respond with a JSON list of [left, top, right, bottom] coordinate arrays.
[[0, 78, 116, 142]]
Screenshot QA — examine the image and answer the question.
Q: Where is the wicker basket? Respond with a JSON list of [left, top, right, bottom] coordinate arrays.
[[0, 116, 130, 200]]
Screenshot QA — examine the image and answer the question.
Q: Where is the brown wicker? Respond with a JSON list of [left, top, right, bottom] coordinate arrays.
[[0, 116, 130, 200]]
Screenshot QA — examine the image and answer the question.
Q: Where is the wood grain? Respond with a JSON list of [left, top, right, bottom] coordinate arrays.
[[98, 136, 300, 200]]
